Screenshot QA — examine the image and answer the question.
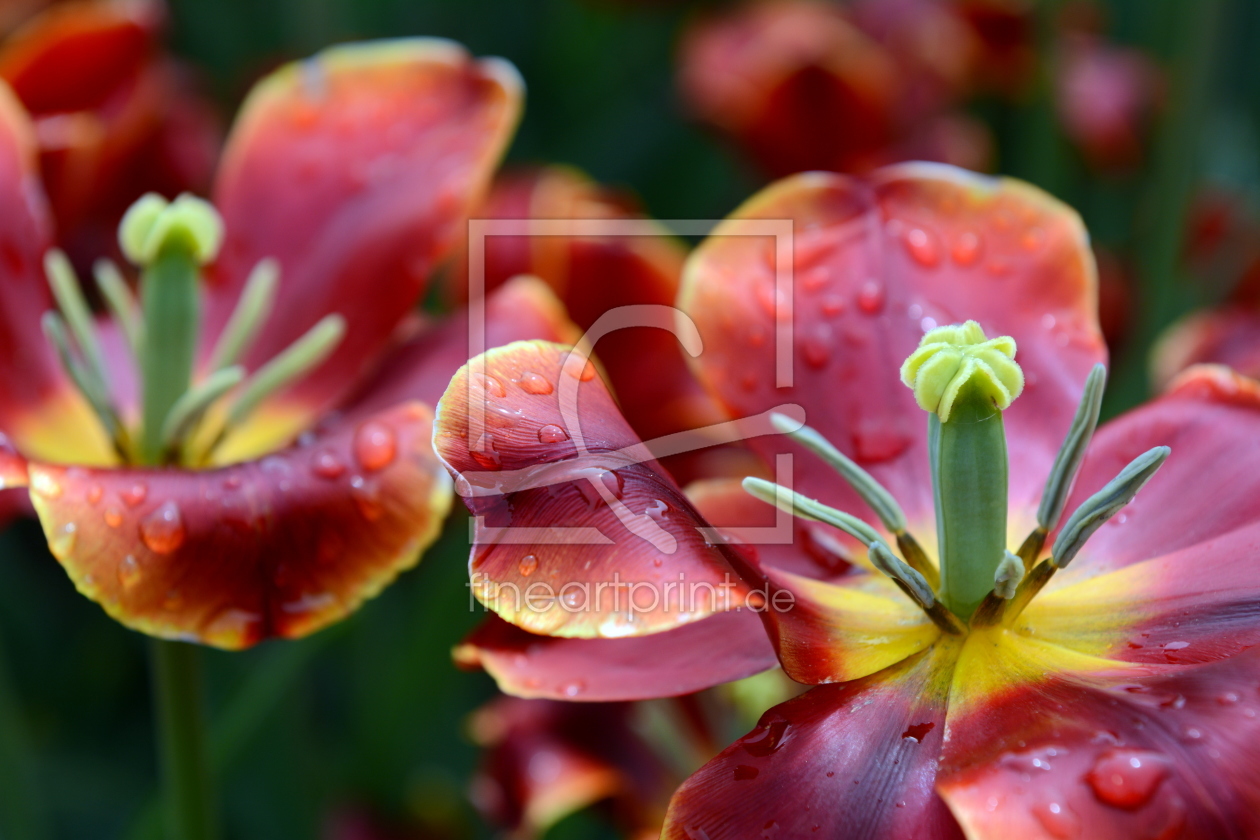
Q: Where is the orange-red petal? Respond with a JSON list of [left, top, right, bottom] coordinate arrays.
[[433, 340, 751, 638], [455, 609, 776, 702], [24, 402, 451, 649], [662, 644, 963, 840], [938, 648, 1260, 840], [206, 38, 521, 433], [1152, 305, 1260, 388], [680, 164, 1103, 532]]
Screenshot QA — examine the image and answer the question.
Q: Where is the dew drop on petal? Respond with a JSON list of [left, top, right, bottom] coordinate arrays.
[[470, 434, 502, 470], [560, 680, 585, 697], [122, 483, 148, 508], [1030, 800, 1080, 839], [473, 374, 506, 398], [1086, 749, 1170, 809], [349, 476, 384, 521], [353, 421, 397, 471], [537, 424, 568, 444], [952, 231, 982, 265], [103, 507, 123, 528], [518, 371, 554, 395], [743, 720, 791, 757], [140, 502, 186, 555], [903, 228, 940, 267], [50, 522, 77, 558], [86, 483, 103, 505], [820, 294, 846, 317], [856, 280, 885, 314], [518, 554, 538, 576], [117, 555, 141, 588], [312, 450, 345, 479]]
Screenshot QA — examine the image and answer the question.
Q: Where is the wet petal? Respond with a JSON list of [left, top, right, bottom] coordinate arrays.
[[433, 340, 751, 638], [680, 164, 1103, 534], [206, 38, 522, 444], [1018, 518, 1260, 667], [455, 609, 777, 702], [662, 644, 964, 840], [939, 648, 1260, 840], [25, 402, 451, 649], [1055, 365, 1260, 581]]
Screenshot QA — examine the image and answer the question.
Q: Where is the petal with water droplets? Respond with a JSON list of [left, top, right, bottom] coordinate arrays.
[[25, 402, 450, 649], [434, 340, 751, 638]]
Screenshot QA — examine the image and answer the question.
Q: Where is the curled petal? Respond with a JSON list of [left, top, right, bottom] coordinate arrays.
[[680, 164, 1103, 533], [662, 644, 964, 840], [455, 609, 776, 702], [25, 402, 451, 649], [1055, 365, 1260, 582], [1153, 305, 1260, 388], [206, 38, 522, 451], [939, 648, 1260, 840], [434, 340, 750, 638]]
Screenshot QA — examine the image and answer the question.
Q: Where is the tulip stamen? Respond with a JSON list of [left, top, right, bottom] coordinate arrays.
[[869, 542, 965, 635], [206, 258, 279, 372], [769, 412, 938, 588], [40, 310, 132, 461], [93, 258, 143, 363]]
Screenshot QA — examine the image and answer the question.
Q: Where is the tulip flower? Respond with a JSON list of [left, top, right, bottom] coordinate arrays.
[[436, 163, 1260, 837], [0, 37, 579, 838]]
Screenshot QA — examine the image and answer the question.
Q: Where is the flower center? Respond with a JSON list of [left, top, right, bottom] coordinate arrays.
[[42, 193, 345, 468], [746, 320, 1170, 631]]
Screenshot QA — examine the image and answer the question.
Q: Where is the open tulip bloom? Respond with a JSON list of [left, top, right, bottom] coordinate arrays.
[[436, 163, 1260, 838], [0, 37, 576, 836]]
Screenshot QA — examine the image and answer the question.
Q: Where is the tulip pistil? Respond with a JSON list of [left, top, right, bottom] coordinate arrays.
[[40, 193, 347, 468]]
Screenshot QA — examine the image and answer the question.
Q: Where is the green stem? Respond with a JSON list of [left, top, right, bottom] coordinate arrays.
[[931, 383, 1009, 620], [140, 248, 200, 465], [151, 639, 217, 840]]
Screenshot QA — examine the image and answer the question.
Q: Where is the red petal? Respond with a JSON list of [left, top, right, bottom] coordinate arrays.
[[433, 340, 751, 638], [938, 648, 1260, 840], [681, 165, 1103, 535], [662, 645, 964, 840], [1054, 365, 1260, 582], [1021, 518, 1260, 668], [341, 275, 579, 421], [24, 402, 451, 649], [455, 609, 776, 701], [206, 39, 521, 421], [1153, 305, 1260, 388]]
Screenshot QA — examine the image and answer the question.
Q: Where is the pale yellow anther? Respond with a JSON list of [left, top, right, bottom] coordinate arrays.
[[119, 192, 224, 267], [900, 320, 1024, 421]]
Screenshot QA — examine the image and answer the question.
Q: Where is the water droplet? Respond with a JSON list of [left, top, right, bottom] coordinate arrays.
[[350, 476, 384, 521], [565, 358, 598, 381], [743, 720, 791, 757], [50, 522, 77, 557], [1031, 800, 1080, 839], [313, 449, 346, 479], [103, 507, 123, 528], [353, 421, 397, 471], [473, 374, 506, 398], [1218, 692, 1240, 705], [733, 765, 759, 781], [1086, 749, 1170, 809], [31, 472, 62, 499], [1021, 227, 1046, 252], [1042, 313, 1057, 330], [801, 334, 832, 369], [518, 371, 553, 395], [122, 483, 148, 508], [538, 424, 568, 444], [518, 554, 538, 576], [820, 294, 846, 317], [223, 475, 243, 490], [140, 502, 186, 555], [755, 281, 790, 321], [86, 483, 103, 505], [560, 680, 585, 697], [952, 231, 983, 265], [901, 722, 935, 742], [747, 324, 768, 347], [117, 555, 141, 588], [856, 280, 885, 314], [903, 228, 940, 267], [470, 434, 502, 470]]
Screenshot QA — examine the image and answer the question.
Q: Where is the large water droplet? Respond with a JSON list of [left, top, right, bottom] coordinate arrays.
[[537, 424, 568, 444], [518, 554, 539, 576], [518, 371, 554, 395], [354, 421, 397, 471], [743, 720, 791, 757], [117, 555, 141, 588], [901, 722, 935, 742], [473, 374, 506, 398], [140, 502, 186, 555], [856, 280, 885, 314], [903, 228, 941, 267], [1086, 748, 1170, 809], [470, 433, 502, 470], [952, 231, 983, 265]]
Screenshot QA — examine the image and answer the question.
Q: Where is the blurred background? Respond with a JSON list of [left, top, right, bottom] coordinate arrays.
[[1, 0, 1258, 837]]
